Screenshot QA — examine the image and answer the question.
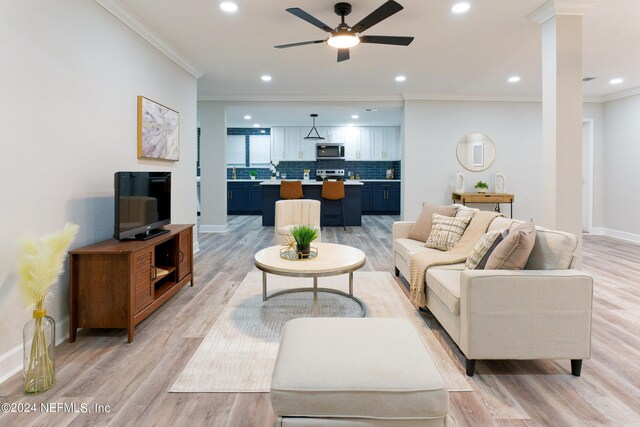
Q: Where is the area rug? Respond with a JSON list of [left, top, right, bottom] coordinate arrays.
[[170, 270, 471, 393]]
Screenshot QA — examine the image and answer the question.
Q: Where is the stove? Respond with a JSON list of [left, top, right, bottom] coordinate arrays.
[[316, 169, 345, 181]]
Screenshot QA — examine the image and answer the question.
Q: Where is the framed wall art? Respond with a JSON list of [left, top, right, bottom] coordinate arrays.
[[137, 96, 179, 161]]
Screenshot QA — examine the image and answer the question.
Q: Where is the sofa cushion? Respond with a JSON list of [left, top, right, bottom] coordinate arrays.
[[485, 221, 536, 270], [426, 269, 462, 314], [487, 216, 516, 232], [408, 204, 457, 242], [426, 214, 471, 251], [465, 229, 506, 270], [394, 238, 438, 263], [526, 227, 578, 270], [271, 318, 449, 420]]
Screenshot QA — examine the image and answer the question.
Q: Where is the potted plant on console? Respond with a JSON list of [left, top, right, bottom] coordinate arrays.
[[475, 181, 489, 193], [290, 225, 319, 258]]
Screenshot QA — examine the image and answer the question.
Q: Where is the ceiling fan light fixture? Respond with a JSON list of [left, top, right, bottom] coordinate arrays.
[[327, 33, 360, 48]]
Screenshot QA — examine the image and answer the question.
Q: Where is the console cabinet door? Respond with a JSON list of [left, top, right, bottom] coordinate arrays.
[[133, 248, 154, 313], [178, 230, 192, 281]]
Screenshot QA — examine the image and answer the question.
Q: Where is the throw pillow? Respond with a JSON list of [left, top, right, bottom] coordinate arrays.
[[408, 204, 457, 242], [485, 222, 537, 270], [425, 213, 472, 251], [465, 229, 507, 269], [474, 229, 509, 269]]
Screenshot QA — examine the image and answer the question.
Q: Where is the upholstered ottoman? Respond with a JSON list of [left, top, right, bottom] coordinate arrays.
[[271, 318, 449, 426]]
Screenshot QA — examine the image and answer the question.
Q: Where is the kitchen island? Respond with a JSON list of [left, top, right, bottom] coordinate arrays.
[[260, 180, 363, 227]]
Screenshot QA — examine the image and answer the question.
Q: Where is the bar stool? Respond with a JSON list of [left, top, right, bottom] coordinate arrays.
[[280, 180, 303, 200], [321, 180, 346, 231]]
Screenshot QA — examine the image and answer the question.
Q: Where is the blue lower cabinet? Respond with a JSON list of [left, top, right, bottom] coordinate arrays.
[[228, 182, 262, 214], [363, 182, 400, 214], [361, 182, 373, 212]]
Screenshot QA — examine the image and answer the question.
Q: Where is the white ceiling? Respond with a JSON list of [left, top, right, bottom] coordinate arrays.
[[120, 0, 640, 100]]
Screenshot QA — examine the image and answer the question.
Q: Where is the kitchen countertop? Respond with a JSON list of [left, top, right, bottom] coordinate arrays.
[[260, 180, 363, 186], [357, 179, 401, 182], [225, 179, 266, 182]]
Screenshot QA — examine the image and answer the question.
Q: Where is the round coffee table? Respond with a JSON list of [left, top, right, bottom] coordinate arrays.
[[254, 242, 366, 317]]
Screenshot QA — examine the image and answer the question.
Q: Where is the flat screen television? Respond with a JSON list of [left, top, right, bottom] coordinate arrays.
[[114, 171, 171, 240]]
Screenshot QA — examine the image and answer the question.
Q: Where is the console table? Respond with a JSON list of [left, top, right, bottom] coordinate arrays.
[[69, 224, 194, 343], [452, 192, 514, 218]]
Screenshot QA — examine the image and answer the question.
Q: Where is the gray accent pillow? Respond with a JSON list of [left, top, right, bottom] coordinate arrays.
[[465, 229, 507, 270]]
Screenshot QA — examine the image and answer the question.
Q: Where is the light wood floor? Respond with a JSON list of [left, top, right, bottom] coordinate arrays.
[[1, 216, 639, 426]]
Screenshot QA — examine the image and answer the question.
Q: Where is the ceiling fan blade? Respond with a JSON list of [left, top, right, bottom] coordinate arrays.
[[275, 40, 326, 49], [286, 8, 334, 33], [360, 35, 414, 46], [351, 0, 404, 34], [337, 48, 350, 62]]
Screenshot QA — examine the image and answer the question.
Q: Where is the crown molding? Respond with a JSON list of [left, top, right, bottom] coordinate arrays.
[[401, 93, 542, 102], [95, 0, 203, 78], [197, 94, 405, 102], [529, 0, 599, 24], [602, 85, 640, 102]]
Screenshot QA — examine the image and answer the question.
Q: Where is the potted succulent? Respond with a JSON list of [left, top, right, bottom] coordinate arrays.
[[249, 170, 258, 180], [475, 180, 489, 193], [290, 225, 319, 258]]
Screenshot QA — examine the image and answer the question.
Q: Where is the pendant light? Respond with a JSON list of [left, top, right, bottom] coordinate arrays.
[[304, 114, 325, 140]]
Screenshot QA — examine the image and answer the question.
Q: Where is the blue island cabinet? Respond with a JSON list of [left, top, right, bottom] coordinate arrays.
[[362, 182, 400, 214], [227, 181, 263, 214]]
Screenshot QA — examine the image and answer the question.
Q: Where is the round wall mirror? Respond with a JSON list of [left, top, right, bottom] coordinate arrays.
[[456, 133, 496, 172]]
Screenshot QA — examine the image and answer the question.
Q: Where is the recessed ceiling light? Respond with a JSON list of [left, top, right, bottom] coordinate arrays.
[[395, 75, 406, 82], [261, 75, 272, 82], [451, 2, 471, 14], [351, 115, 359, 119], [220, 2, 238, 13], [253, 123, 260, 128], [244, 115, 252, 120], [260, 130, 266, 133], [508, 76, 521, 83], [609, 78, 624, 85]]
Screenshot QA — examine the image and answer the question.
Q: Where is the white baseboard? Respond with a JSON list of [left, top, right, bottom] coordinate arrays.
[[589, 227, 640, 244], [199, 224, 229, 233], [0, 317, 69, 386]]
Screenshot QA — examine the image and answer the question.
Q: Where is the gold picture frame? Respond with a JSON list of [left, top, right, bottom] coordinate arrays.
[[137, 96, 180, 161]]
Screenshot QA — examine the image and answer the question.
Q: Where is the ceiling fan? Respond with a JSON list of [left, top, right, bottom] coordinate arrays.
[[275, 1, 414, 62]]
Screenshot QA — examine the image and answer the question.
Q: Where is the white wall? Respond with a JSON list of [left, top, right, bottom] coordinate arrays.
[[403, 100, 543, 223], [602, 94, 640, 238], [0, 0, 197, 382]]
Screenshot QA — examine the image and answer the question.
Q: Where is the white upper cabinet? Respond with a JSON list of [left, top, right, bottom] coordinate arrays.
[[344, 127, 371, 160], [271, 127, 285, 163], [369, 127, 384, 160], [382, 126, 400, 160], [249, 135, 271, 166], [227, 135, 246, 166], [284, 127, 301, 160], [327, 127, 344, 144]]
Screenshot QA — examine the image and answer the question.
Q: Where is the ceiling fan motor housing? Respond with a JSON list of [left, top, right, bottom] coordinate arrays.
[[334, 3, 352, 17]]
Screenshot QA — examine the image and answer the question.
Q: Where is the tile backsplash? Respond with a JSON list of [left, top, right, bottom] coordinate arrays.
[[227, 160, 401, 180], [222, 128, 401, 180]]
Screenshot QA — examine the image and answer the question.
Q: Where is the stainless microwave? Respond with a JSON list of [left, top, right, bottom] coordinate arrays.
[[316, 143, 345, 159]]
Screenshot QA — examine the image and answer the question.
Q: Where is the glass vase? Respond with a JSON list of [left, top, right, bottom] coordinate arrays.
[[23, 309, 56, 394]]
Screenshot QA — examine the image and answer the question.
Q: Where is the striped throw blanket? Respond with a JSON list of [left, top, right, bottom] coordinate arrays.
[[408, 211, 501, 308]]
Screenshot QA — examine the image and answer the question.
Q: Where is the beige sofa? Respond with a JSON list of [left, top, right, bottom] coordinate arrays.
[[393, 207, 593, 376]]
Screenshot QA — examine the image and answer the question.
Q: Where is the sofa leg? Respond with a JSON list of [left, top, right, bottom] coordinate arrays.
[[394, 267, 400, 277], [465, 358, 476, 377], [571, 359, 582, 376]]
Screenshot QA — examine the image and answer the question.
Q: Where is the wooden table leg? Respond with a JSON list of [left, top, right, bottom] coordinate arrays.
[[349, 272, 353, 296], [262, 271, 267, 301], [313, 277, 318, 317]]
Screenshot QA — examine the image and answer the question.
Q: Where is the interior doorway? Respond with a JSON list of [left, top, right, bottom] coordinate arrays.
[[582, 118, 594, 233]]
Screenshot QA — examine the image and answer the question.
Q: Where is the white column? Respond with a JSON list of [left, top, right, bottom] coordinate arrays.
[[530, 1, 596, 265], [199, 101, 229, 233]]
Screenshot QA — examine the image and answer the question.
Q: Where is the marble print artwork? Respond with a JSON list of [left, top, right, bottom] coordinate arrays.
[[138, 96, 179, 160]]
